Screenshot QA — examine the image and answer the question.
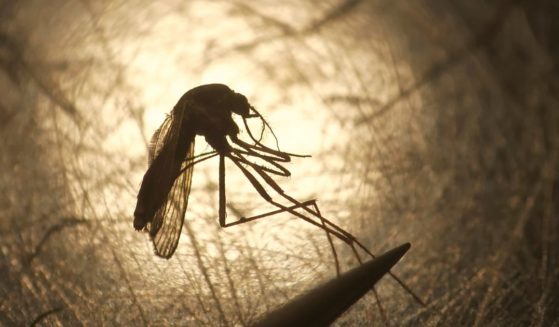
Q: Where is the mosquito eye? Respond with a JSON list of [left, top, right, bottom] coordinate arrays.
[[229, 94, 251, 117]]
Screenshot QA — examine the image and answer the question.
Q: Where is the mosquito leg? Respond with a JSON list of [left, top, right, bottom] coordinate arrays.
[[177, 151, 219, 176], [187, 150, 218, 161], [219, 154, 226, 227], [232, 151, 373, 264], [280, 191, 368, 265], [232, 152, 357, 244], [226, 156, 351, 242], [229, 153, 362, 253], [218, 154, 338, 237], [307, 202, 340, 277], [228, 151, 287, 192], [273, 189, 429, 306], [275, 191, 426, 307], [229, 149, 291, 179], [229, 151, 354, 247], [231, 134, 308, 162], [311, 203, 362, 269], [373, 290, 389, 327], [344, 236, 425, 305], [227, 152, 426, 306], [221, 200, 317, 227]]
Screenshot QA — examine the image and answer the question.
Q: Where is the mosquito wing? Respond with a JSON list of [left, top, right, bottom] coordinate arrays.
[[149, 140, 195, 258], [135, 107, 183, 229], [148, 113, 175, 165], [134, 99, 196, 259]]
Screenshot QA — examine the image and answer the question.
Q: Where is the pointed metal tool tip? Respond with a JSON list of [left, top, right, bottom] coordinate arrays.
[[391, 242, 411, 258], [253, 243, 412, 327]]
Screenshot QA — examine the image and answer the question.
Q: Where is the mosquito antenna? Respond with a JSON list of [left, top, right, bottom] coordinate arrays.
[[243, 117, 263, 146], [253, 110, 266, 143], [243, 107, 310, 158], [258, 118, 265, 141], [243, 115, 265, 143], [246, 106, 281, 150]]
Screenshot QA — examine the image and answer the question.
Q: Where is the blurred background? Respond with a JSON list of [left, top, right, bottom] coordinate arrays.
[[1, 0, 558, 325]]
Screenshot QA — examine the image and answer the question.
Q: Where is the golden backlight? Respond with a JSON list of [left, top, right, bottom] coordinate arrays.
[[64, 0, 419, 323], [12, 1, 556, 326], [82, 2, 411, 323]]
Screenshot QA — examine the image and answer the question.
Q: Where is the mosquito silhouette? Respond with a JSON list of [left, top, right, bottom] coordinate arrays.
[[133, 84, 423, 305]]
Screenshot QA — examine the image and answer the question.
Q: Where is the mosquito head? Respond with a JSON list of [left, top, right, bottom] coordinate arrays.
[[229, 92, 252, 118]]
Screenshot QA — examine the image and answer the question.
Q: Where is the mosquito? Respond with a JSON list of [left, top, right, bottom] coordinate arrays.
[[133, 83, 423, 305]]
